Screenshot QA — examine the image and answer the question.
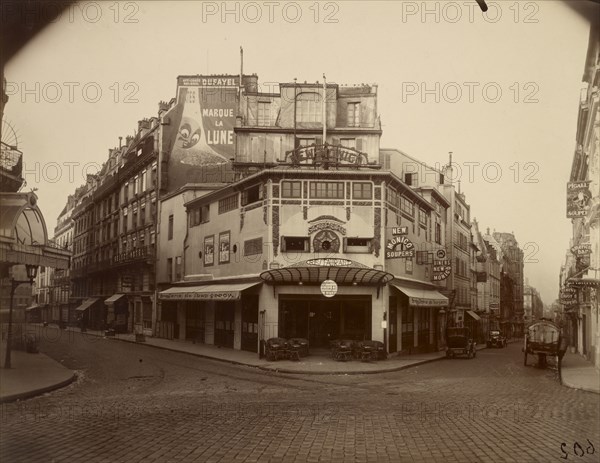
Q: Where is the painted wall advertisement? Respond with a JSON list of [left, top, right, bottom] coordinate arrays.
[[163, 76, 238, 191], [566, 181, 592, 218]]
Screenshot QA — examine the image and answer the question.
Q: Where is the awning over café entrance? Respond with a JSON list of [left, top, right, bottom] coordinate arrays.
[[260, 258, 394, 286], [159, 281, 261, 301], [390, 281, 449, 307]]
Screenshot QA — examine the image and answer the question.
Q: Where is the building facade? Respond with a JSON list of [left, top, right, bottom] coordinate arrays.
[[155, 79, 450, 356], [561, 19, 599, 367]]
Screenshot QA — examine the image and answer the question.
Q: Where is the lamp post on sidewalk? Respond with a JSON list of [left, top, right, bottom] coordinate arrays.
[[3, 264, 38, 369]]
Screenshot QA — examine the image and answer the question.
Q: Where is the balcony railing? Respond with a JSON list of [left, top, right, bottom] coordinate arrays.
[[112, 245, 155, 265]]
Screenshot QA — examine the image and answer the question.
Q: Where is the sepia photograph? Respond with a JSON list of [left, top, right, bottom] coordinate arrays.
[[1, 1, 599, 462]]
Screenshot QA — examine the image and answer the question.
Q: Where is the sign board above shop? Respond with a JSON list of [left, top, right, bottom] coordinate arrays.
[[385, 236, 415, 259], [567, 278, 600, 288], [571, 243, 592, 256]]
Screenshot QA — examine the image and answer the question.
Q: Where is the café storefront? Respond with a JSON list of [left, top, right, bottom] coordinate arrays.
[[158, 279, 262, 352], [259, 258, 394, 352]]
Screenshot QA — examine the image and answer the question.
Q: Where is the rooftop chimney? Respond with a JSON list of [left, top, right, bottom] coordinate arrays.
[[119, 136, 122, 148]]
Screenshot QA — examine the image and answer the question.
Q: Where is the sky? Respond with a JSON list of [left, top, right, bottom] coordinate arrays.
[[3, 0, 597, 305]]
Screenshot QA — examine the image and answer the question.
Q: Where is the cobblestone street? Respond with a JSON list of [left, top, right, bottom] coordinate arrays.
[[1, 332, 598, 462]]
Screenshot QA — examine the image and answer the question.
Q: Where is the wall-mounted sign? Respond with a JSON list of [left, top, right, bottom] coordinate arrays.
[[436, 249, 446, 259], [160, 290, 239, 301], [433, 259, 452, 281], [219, 231, 230, 264], [204, 235, 214, 266], [284, 144, 368, 167], [571, 243, 592, 256], [306, 258, 352, 267], [392, 227, 408, 236], [308, 222, 346, 235], [385, 236, 415, 259], [567, 181, 592, 218], [321, 280, 338, 298], [567, 278, 600, 288]]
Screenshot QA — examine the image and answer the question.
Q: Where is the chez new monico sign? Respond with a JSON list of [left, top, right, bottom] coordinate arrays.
[[385, 227, 415, 259]]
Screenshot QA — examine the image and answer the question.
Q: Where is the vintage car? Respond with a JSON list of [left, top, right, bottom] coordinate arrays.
[[446, 327, 477, 359], [486, 330, 507, 348]]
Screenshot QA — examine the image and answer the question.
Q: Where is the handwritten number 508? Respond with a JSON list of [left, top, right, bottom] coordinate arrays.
[[561, 440, 595, 459]]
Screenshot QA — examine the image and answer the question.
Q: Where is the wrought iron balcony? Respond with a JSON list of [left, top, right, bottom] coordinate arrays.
[[112, 245, 155, 266]]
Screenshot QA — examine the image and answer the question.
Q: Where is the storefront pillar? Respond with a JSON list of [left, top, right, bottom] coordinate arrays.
[[205, 302, 215, 345], [371, 290, 385, 343], [234, 301, 242, 350], [414, 308, 419, 348], [177, 303, 186, 341]]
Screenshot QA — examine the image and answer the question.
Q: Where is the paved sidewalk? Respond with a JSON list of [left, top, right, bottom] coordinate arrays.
[[560, 351, 600, 394], [0, 348, 76, 403], [33, 324, 493, 375]]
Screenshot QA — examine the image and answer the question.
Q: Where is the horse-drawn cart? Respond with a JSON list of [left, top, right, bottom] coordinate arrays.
[[523, 320, 562, 368]]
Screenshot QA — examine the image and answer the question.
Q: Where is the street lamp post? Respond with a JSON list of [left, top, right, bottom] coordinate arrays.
[[3, 264, 38, 369]]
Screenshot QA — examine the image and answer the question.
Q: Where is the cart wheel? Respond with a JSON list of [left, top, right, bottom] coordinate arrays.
[[523, 352, 527, 366]]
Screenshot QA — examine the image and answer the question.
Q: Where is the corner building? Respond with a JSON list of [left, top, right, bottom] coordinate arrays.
[[157, 79, 450, 356]]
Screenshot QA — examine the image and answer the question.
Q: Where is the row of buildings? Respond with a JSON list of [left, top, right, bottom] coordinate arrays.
[[559, 20, 600, 368], [29, 69, 532, 357], [1, 73, 70, 358]]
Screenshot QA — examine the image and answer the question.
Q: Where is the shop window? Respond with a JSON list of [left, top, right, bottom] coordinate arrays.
[[241, 184, 263, 206], [416, 251, 432, 265], [218, 194, 238, 214], [343, 237, 372, 253], [401, 197, 414, 217], [352, 182, 372, 200], [309, 181, 344, 199], [282, 181, 301, 198], [282, 236, 309, 252]]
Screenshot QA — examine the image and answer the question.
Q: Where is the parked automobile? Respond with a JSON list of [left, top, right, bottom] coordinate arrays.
[[486, 330, 507, 348], [446, 327, 476, 359]]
